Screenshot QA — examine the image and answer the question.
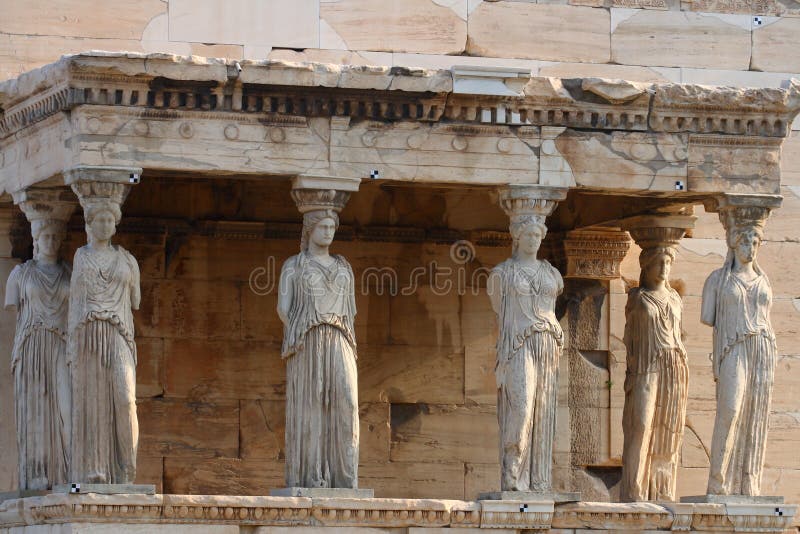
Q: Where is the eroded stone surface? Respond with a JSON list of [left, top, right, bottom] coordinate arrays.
[[611, 11, 751, 70], [320, 0, 467, 55], [701, 195, 781, 497], [467, 2, 610, 63], [752, 18, 800, 74]]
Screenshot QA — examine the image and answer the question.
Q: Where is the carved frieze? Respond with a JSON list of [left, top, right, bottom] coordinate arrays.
[[564, 228, 631, 279]]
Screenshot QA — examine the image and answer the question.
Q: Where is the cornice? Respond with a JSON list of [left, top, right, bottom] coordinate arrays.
[[1, 53, 798, 141]]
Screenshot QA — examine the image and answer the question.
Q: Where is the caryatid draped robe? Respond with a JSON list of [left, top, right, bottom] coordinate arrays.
[[281, 251, 359, 488], [621, 286, 689, 502], [493, 258, 564, 492], [702, 265, 776, 496], [5, 260, 72, 490], [69, 244, 140, 484]]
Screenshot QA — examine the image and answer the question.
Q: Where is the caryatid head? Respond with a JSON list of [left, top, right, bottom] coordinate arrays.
[[83, 200, 122, 245], [300, 208, 340, 251]]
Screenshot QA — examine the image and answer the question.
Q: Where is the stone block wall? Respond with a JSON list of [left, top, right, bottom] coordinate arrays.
[[20, 178, 517, 500], [1, 0, 800, 508]]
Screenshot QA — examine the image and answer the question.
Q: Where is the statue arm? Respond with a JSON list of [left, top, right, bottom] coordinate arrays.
[[4, 264, 21, 310], [347, 260, 357, 319], [129, 253, 141, 311], [700, 269, 720, 327], [553, 263, 564, 296], [277, 258, 296, 326]]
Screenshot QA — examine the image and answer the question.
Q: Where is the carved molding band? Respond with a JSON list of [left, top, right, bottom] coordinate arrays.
[[564, 228, 632, 280], [0, 494, 793, 532], [1, 53, 798, 141]]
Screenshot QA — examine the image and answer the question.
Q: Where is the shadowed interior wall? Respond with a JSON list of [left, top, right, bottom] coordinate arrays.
[[4, 175, 794, 501]]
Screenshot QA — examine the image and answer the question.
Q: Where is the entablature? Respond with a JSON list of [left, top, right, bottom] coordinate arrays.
[[1, 52, 798, 199]]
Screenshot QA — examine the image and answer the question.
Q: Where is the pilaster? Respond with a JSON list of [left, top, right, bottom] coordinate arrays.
[[561, 228, 632, 494]]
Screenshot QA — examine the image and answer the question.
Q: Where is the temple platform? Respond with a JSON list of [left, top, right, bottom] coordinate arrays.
[[478, 491, 581, 503], [0, 493, 795, 532], [270, 487, 375, 498], [681, 494, 785, 504]]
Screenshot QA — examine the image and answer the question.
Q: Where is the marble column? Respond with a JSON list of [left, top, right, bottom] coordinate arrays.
[[6, 188, 76, 490], [488, 185, 568, 494], [619, 214, 695, 502], [0, 203, 22, 491], [701, 194, 782, 498], [275, 174, 372, 497], [562, 228, 631, 500], [64, 166, 142, 485]]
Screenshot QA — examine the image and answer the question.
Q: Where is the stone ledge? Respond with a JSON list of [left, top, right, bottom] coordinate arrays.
[[0, 493, 794, 531], [1, 52, 799, 141]]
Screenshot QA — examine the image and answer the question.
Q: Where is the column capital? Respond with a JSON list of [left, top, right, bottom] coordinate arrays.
[[497, 185, 568, 222], [702, 193, 783, 214], [564, 228, 632, 280], [703, 193, 781, 246], [290, 174, 360, 214], [11, 187, 76, 226], [622, 214, 696, 250], [64, 166, 142, 217], [63, 165, 143, 186]]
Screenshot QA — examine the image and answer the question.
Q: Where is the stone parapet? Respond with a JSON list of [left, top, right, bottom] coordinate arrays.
[[0, 494, 794, 532]]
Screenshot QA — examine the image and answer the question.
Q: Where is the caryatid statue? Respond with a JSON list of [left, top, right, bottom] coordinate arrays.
[[278, 175, 361, 490], [487, 185, 567, 493], [620, 216, 694, 502], [66, 168, 141, 484], [5, 188, 75, 490], [701, 195, 780, 497]]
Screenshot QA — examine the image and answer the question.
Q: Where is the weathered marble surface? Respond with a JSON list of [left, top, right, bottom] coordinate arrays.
[[701, 196, 780, 496], [279, 175, 362, 490], [611, 11, 751, 70], [1, 54, 798, 198], [67, 171, 141, 485], [4, 189, 75, 491], [620, 218, 694, 502], [488, 186, 567, 493], [0, 493, 795, 532]]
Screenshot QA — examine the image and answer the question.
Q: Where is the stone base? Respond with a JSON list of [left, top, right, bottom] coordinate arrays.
[[0, 493, 796, 532], [51, 483, 157, 495], [270, 487, 375, 498], [681, 494, 785, 504], [479, 490, 581, 503], [0, 490, 48, 502]]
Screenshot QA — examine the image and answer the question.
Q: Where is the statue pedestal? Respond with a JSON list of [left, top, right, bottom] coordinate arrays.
[[479, 490, 581, 503], [681, 494, 785, 504], [270, 487, 374, 498], [52, 483, 156, 495], [1, 484, 156, 502], [0, 493, 795, 532]]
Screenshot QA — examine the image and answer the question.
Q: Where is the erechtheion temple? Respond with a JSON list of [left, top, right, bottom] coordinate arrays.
[[1, 2, 800, 533]]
